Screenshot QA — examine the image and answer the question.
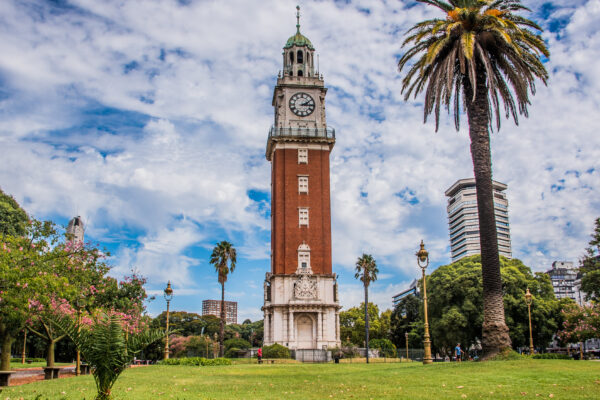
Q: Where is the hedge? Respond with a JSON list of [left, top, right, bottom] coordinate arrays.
[[262, 343, 291, 359], [158, 357, 232, 366]]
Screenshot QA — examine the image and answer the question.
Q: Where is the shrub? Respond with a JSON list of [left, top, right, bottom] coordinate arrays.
[[488, 348, 524, 361], [158, 357, 232, 366], [532, 353, 571, 360], [224, 347, 245, 358], [11, 358, 45, 363], [369, 339, 397, 358], [224, 338, 251, 351], [262, 343, 290, 359], [341, 345, 359, 358]]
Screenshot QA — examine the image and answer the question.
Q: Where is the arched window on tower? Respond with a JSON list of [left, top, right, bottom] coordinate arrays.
[[290, 51, 294, 64], [297, 69, 303, 77], [297, 50, 303, 64], [298, 243, 311, 271]]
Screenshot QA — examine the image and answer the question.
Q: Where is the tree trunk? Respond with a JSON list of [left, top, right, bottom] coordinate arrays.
[[47, 340, 55, 367], [465, 64, 512, 358], [220, 282, 225, 358], [364, 285, 369, 364], [0, 327, 13, 371]]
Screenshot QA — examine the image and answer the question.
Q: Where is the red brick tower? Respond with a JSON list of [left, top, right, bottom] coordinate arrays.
[[263, 6, 340, 351]]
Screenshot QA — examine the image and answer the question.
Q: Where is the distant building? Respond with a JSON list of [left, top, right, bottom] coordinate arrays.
[[546, 261, 584, 305], [392, 279, 419, 307], [66, 216, 85, 243], [445, 178, 512, 262], [202, 300, 238, 324]]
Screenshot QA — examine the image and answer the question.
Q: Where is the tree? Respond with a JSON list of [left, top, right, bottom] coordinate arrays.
[[398, 0, 549, 358], [354, 254, 378, 363], [390, 294, 423, 349], [427, 255, 563, 355], [0, 188, 28, 238], [340, 303, 383, 346], [0, 219, 73, 370], [580, 217, 600, 302], [209, 241, 237, 357], [558, 303, 600, 344]]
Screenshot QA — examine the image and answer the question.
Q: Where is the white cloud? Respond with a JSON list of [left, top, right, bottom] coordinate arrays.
[[1, 0, 599, 320]]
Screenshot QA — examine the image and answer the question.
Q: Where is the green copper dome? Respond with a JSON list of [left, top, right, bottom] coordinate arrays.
[[284, 6, 314, 50], [284, 32, 314, 50]]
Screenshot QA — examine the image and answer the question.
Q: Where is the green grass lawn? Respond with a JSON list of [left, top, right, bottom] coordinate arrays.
[[11, 361, 72, 370], [2, 360, 599, 399]]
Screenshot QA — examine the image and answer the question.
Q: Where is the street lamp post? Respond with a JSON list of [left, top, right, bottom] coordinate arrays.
[[405, 332, 409, 361], [524, 288, 534, 355], [164, 281, 174, 360], [416, 240, 433, 365], [75, 296, 86, 376]]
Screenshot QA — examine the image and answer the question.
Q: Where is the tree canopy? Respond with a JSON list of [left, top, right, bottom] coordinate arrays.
[[427, 255, 565, 354], [580, 217, 600, 302]]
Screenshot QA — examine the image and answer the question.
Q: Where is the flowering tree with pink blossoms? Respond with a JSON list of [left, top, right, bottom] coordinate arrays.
[[557, 303, 600, 345], [0, 219, 69, 371]]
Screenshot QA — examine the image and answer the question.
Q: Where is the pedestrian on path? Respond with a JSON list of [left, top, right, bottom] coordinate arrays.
[[455, 343, 462, 362], [257, 347, 263, 364]]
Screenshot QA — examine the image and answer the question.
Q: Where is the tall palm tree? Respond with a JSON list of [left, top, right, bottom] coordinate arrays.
[[355, 254, 378, 363], [398, 0, 548, 358], [209, 241, 237, 357]]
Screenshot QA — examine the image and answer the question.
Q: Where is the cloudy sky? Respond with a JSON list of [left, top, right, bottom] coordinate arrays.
[[1, 0, 599, 321]]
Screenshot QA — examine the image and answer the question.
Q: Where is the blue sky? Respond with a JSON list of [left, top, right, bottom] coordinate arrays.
[[1, 0, 599, 321]]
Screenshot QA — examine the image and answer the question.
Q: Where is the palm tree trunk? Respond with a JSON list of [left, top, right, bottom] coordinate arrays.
[[364, 285, 369, 364], [465, 64, 511, 358], [220, 282, 225, 357]]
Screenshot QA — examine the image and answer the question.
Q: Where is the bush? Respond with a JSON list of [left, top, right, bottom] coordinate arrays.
[[224, 338, 251, 351], [369, 339, 397, 358], [341, 345, 360, 358], [158, 357, 232, 366], [11, 358, 45, 363], [488, 348, 524, 361], [225, 347, 247, 358], [262, 343, 290, 359], [532, 353, 571, 360]]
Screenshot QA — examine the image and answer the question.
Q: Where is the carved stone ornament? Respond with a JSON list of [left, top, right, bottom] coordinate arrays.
[[294, 274, 318, 299]]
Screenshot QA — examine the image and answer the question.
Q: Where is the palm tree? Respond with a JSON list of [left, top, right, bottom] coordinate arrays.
[[398, 0, 548, 358], [209, 241, 237, 357], [52, 313, 163, 400], [355, 254, 378, 363]]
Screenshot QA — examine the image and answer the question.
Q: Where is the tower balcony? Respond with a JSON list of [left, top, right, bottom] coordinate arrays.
[[269, 126, 335, 140], [266, 126, 335, 160]]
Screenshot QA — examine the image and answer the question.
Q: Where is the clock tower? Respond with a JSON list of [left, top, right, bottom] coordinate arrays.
[[263, 6, 341, 351]]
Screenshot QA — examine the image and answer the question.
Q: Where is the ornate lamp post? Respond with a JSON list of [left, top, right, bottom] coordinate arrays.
[[524, 288, 534, 355], [405, 331, 409, 361], [163, 281, 174, 360], [416, 240, 433, 365], [75, 296, 86, 375]]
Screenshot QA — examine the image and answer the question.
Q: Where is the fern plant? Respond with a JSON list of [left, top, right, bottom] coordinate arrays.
[[52, 313, 163, 400]]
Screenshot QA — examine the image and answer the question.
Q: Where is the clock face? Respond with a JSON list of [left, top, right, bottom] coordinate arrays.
[[289, 92, 315, 117]]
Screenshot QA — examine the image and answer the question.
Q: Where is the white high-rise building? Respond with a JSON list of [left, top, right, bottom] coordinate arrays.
[[445, 178, 512, 262]]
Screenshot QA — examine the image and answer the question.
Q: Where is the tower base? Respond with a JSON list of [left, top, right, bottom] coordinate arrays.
[[262, 273, 341, 349]]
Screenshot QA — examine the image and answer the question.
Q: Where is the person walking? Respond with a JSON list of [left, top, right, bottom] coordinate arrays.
[[455, 343, 462, 362], [257, 347, 263, 364]]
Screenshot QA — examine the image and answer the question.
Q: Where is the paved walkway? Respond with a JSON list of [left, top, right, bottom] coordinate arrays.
[[9, 365, 76, 386]]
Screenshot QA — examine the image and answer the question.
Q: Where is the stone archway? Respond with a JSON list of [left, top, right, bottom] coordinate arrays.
[[295, 314, 314, 349]]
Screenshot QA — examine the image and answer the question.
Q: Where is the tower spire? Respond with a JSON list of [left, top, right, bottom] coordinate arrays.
[[296, 5, 301, 34]]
